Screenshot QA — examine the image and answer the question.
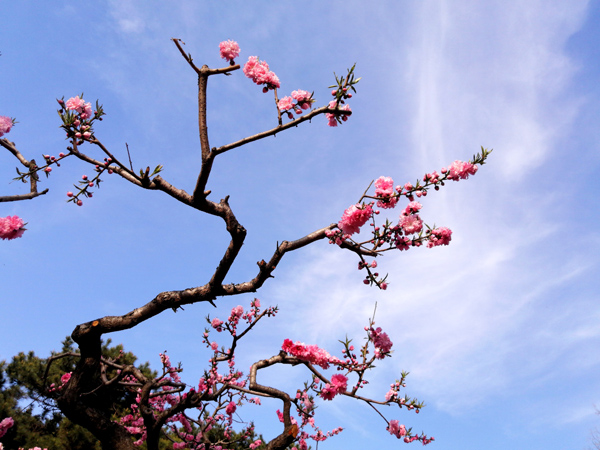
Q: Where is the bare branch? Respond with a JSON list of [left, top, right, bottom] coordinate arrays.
[[1, 139, 50, 202], [214, 105, 352, 155]]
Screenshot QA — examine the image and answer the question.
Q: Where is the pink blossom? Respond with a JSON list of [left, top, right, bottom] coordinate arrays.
[[249, 440, 262, 450], [173, 442, 187, 449], [210, 342, 218, 350], [66, 96, 85, 112], [395, 236, 411, 251], [0, 216, 26, 240], [225, 401, 236, 415], [0, 417, 14, 438], [281, 339, 340, 369], [277, 96, 294, 112], [243, 56, 280, 90], [80, 102, 93, 120], [211, 317, 224, 331], [61, 372, 72, 385], [374, 176, 398, 209], [0, 116, 13, 137], [404, 201, 422, 215], [338, 203, 373, 236], [326, 102, 351, 126], [427, 227, 452, 248], [219, 40, 240, 61], [370, 327, 393, 358], [385, 388, 396, 402], [374, 176, 394, 197], [387, 420, 407, 438], [320, 384, 336, 400], [330, 374, 348, 392], [447, 160, 478, 181], [399, 214, 423, 235], [231, 305, 244, 319], [291, 89, 311, 101]]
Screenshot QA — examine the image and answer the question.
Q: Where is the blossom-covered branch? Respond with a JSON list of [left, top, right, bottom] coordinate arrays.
[[2, 38, 488, 450]]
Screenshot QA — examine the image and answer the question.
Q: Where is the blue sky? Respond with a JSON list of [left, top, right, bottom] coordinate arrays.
[[1, 1, 599, 449]]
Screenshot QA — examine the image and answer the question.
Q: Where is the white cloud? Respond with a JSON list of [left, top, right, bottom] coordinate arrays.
[[264, 0, 596, 422]]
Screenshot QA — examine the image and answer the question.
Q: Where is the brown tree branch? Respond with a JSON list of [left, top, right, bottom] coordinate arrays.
[[71, 224, 333, 343], [213, 105, 352, 155], [1, 138, 49, 202]]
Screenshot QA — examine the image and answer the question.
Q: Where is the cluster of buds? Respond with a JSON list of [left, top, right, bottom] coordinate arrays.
[[57, 94, 104, 144], [66, 162, 107, 206], [13, 151, 70, 186], [358, 260, 388, 290], [326, 148, 491, 288], [48, 372, 72, 393], [326, 64, 359, 127]]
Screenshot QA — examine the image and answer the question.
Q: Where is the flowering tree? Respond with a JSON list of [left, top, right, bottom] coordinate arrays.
[[0, 39, 490, 450]]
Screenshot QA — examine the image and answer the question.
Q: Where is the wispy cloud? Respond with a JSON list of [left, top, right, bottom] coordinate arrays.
[[266, 0, 596, 423]]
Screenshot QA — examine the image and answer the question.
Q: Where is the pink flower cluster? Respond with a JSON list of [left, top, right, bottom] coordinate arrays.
[[0, 116, 13, 137], [66, 96, 93, 120], [337, 203, 373, 236], [445, 160, 478, 181], [243, 56, 280, 91], [281, 339, 340, 369], [249, 439, 262, 449], [369, 326, 393, 359], [219, 40, 240, 62], [374, 176, 398, 209], [60, 96, 97, 142], [0, 417, 14, 439], [48, 371, 72, 392], [323, 151, 491, 286], [426, 227, 452, 248], [320, 374, 348, 401], [225, 401, 237, 415], [388, 419, 434, 444], [399, 201, 423, 235], [0, 216, 25, 240], [278, 89, 314, 118], [211, 317, 224, 332], [387, 420, 406, 438], [325, 101, 351, 127]]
